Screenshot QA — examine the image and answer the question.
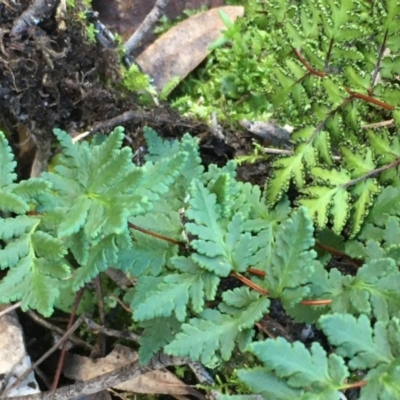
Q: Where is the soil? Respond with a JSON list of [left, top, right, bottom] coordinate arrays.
[[0, 0, 240, 178]]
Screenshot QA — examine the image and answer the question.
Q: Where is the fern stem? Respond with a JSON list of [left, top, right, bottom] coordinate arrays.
[[292, 47, 327, 77], [316, 242, 362, 268], [230, 271, 269, 296], [341, 157, 400, 189], [308, 97, 353, 144], [300, 299, 332, 306], [247, 267, 266, 277], [340, 380, 368, 390], [128, 222, 186, 246], [324, 37, 335, 71], [345, 87, 394, 110], [370, 28, 388, 93]]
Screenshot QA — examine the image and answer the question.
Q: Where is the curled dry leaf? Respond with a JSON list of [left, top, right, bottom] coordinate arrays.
[[64, 345, 204, 398], [136, 6, 244, 92]]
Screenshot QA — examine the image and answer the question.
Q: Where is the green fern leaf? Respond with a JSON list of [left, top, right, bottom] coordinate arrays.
[[342, 147, 376, 177], [247, 337, 348, 395], [236, 368, 303, 399], [0, 215, 38, 240], [165, 296, 269, 364], [138, 317, 181, 364], [363, 185, 400, 227], [319, 314, 394, 369], [367, 130, 400, 164], [268, 149, 306, 203], [265, 207, 316, 307], [0, 245, 70, 316], [350, 179, 380, 236], [0, 192, 29, 214], [31, 231, 67, 260], [58, 196, 92, 237], [0, 131, 17, 187], [118, 233, 177, 276], [132, 256, 219, 321], [186, 180, 260, 277], [0, 235, 30, 269], [72, 234, 119, 289], [143, 126, 180, 162]]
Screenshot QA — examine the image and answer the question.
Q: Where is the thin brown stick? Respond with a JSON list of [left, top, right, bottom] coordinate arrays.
[[0, 302, 21, 318], [124, 0, 172, 55], [26, 311, 92, 350], [51, 288, 85, 391], [361, 119, 394, 129], [82, 316, 140, 343]]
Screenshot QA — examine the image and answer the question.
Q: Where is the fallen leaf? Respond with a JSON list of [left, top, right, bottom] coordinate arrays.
[[64, 345, 204, 398], [136, 6, 244, 92]]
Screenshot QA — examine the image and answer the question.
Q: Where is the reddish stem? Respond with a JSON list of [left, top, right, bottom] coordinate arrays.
[[345, 87, 394, 110], [292, 47, 327, 78]]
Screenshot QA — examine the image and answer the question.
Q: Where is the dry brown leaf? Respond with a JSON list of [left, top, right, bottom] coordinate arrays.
[[64, 345, 204, 398], [136, 6, 244, 91]]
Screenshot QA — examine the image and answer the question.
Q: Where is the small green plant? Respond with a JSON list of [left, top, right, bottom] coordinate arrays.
[[122, 63, 156, 97]]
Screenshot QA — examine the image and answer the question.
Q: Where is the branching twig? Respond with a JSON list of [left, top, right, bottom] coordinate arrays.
[[124, 0, 172, 56], [0, 315, 85, 398], [26, 311, 92, 350]]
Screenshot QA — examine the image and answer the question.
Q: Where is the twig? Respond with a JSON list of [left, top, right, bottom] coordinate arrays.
[[82, 316, 140, 343], [124, 0, 171, 56], [0, 315, 85, 398], [11, 0, 59, 36], [361, 119, 394, 129], [2, 353, 188, 400], [51, 288, 85, 391], [0, 302, 21, 318], [263, 147, 294, 155], [26, 311, 92, 350]]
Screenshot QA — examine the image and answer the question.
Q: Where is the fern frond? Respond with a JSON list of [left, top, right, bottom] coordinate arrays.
[[185, 179, 260, 277], [243, 337, 348, 398], [0, 131, 17, 187], [165, 295, 269, 364], [264, 207, 317, 307]]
